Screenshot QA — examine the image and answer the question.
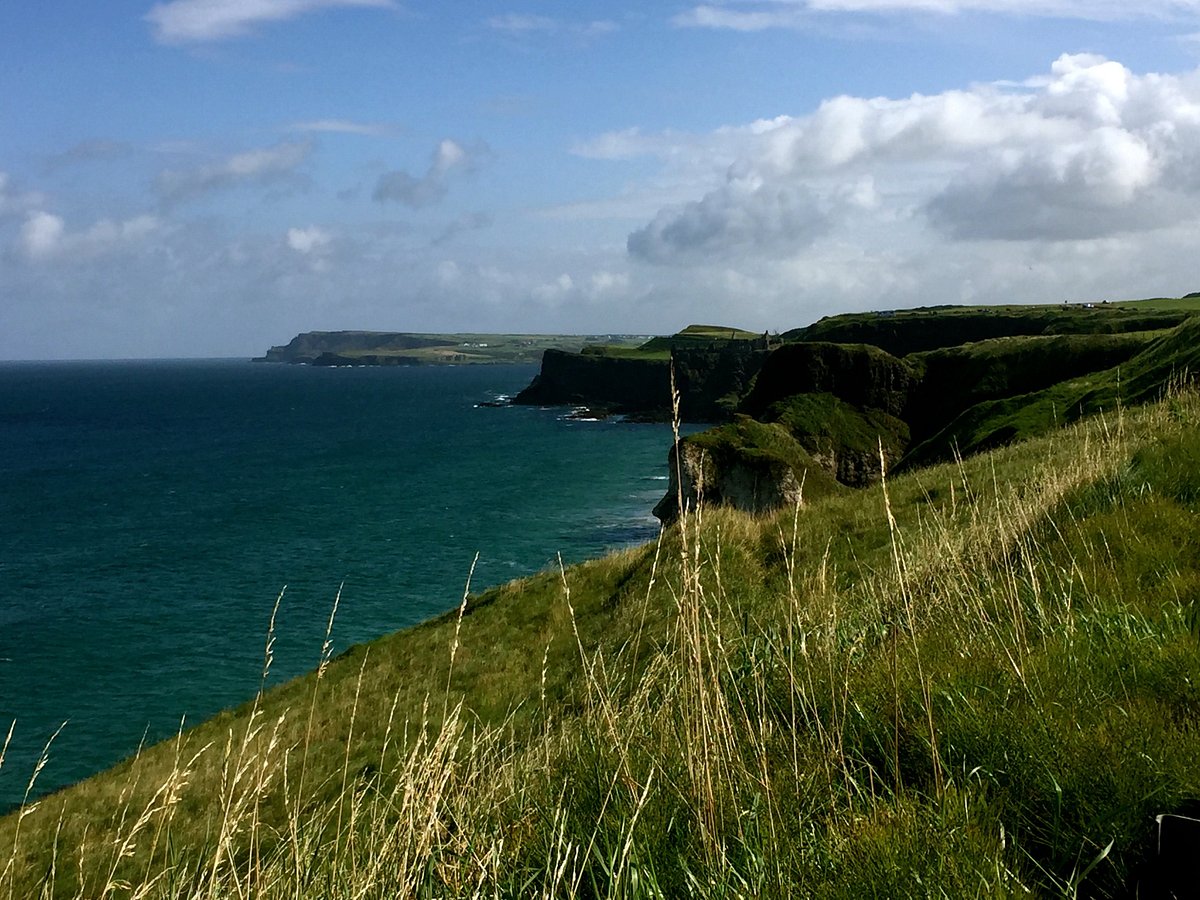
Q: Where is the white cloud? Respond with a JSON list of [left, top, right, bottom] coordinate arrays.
[[532, 273, 574, 302], [373, 139, 491, 208], [20, 212, 65, 260], [590, 270, 630, 294], [145, 0, 394, 43], [286, 225, 332, 253], [154, 141, 313, 206], [628, 179, 831, 263], [674, 0, 1200, 30], [19, 211, 161, 261], [287, 119, 393, 136], [620, 54, 1200, 262]]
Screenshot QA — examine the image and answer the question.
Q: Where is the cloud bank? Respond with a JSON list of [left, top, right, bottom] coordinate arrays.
[[624, 54, 1200, 264]]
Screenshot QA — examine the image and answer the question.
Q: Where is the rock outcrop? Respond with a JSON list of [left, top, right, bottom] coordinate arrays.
[[653, 437, 807, 522], [514, 349, 673, 416], [653, 417, 846, 523], [514, 341, 769, 420]]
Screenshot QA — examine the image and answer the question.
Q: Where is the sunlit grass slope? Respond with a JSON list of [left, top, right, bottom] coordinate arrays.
[[4, 389, 1200, 897]]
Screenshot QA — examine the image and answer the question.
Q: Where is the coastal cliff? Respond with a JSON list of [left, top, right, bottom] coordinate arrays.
[[513, 331, 769, 419], [513, 348, 672, 415], [258, 330, 652, 365], [645, 297, 1200, 521], [260, 331, 448, 363]]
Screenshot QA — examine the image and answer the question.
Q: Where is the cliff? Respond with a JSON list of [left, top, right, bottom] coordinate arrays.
[[513, 348, 673, 415], [652, 298, 1200, 521], [739, 341, 914, 419], [652, 416, 844, 522], [513, 331, 769, 419], [785, 303, 1192, 356], [901, 315, 1200, 470], [258, 331, 654, 366], [655, 343, 911, 522], [260, 331, 448, 363]]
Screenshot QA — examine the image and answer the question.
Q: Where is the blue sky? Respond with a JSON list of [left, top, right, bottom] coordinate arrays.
[[3, 1, 1200, 358]]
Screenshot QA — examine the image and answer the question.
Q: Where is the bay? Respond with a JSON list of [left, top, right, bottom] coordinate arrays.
[[0, 360, 677, 809]]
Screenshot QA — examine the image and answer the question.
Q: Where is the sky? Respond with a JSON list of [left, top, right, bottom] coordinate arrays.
[[4, 2, 1200, 358]]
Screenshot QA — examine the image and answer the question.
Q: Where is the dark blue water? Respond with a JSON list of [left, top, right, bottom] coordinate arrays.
[[0, 360, 676, 808]]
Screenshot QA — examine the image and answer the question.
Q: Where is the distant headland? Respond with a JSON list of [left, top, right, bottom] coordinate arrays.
[[255, 330, 653, 366]]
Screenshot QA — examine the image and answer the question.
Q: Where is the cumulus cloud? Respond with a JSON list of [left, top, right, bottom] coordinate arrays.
[[373, 139, 491, 208], [145, 0, 394, 43], [628, 179, 831, 263], [673, 0, 1200, 30], [154, 141, 313, 206], [286, 225, 332, 253], [20, 212, 65, 260], [19, 211, 160, 261], [621, 54, 1200, 262]]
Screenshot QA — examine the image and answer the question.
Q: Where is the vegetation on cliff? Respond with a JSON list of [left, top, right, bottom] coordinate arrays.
[[4, 385, 1200, 897], [634, 296, 1200, 516], [258, 331, 652, 366]]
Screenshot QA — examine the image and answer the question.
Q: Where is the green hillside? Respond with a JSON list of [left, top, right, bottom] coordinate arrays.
[[4, 385, 1200, 897]]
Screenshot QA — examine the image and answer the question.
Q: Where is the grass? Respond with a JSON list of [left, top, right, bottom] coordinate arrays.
[[4, 387, 1200, 897], [580, 346, 673, 361], [262, 332, 654, 365], [638, 325, 761, 354], [784, 295, 1200, 356], [903, 330, 1161, 440], [902, 316, 1200, 468]]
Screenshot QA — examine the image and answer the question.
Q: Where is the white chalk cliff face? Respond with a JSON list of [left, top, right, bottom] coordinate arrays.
[[653, 441, 806, 523]]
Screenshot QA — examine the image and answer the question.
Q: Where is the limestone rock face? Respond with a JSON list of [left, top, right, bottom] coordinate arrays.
[[653, 440, 805, 522]]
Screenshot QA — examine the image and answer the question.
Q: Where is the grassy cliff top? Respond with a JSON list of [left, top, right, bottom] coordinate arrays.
[[5, 382, 1200, 897], [783, 294, 1200, 356], [260, 331, 655, 365]]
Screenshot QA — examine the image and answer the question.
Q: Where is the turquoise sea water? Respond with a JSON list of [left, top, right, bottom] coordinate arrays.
[[0, 360, 678, 810]]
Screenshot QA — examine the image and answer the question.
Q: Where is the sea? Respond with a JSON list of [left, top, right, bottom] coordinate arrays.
[[0, 360, 681, 811]]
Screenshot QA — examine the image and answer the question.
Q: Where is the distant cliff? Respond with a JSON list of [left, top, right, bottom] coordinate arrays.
[[514, 349, 672, 415], [258, 331, 653, 366], [513, 329, 769, 420], [260, 332, 448, 363]]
